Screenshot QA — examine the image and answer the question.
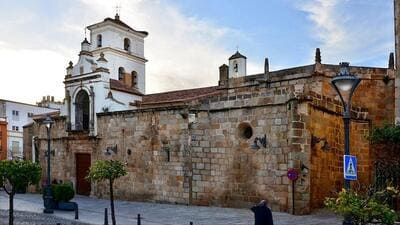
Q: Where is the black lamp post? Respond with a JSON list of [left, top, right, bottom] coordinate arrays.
[[331, 62, 360, 225], [43, 115, 54, 214]]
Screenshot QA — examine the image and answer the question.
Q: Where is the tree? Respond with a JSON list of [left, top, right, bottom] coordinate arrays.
[[87, 160, 127, 225], [0, 160, 41, 225]]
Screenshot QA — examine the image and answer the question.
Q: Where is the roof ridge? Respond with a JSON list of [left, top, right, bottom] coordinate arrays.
[[144, 86, 219, 96]]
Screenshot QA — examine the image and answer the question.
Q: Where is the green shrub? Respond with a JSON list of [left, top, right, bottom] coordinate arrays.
[[325, 188, 397, 225], [370, 124, 400, 144], [52, 182, 75, 202]]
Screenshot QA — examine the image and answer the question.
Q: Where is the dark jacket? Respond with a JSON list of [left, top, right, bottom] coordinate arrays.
[[251, 203, 274, 225]]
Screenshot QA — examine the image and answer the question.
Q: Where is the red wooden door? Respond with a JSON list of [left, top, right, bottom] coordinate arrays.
[[76, 153, 91, 195]]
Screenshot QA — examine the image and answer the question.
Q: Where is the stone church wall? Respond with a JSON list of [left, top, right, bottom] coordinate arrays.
[[24, 63, 394, 214], [308, 98, 371, 209], [95, 108, 191, 204]]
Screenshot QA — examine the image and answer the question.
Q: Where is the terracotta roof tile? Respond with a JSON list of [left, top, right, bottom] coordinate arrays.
[[141, 86, 222, 105], [110, 79, 144, 96]]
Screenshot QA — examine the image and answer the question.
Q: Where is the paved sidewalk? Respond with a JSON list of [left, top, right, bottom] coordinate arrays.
[[0, 192, 341, 225], [0, 210, 90, 225]]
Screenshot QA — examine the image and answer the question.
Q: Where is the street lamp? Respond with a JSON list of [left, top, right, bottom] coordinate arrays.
[[331, 62, 360, 225], [331, 62, 360, 190], [43, 115, 54, 214]]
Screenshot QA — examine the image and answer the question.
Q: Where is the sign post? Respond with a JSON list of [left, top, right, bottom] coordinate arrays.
[[287, 168, 299, 215], [343, 155, 357, 181]]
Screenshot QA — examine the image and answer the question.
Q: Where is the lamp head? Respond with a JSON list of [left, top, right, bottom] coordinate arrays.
[[43, 115, 54, 130], [331, 62, 361, 109]]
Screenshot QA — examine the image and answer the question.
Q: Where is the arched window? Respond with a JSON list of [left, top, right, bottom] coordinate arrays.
[[131, 71, 138, 88], [97, 34, 102, 47], [118, 67, 125, 81], [124, 38, 131, 51], [75, 90, 90, 131], [233, 60, 238, 73]]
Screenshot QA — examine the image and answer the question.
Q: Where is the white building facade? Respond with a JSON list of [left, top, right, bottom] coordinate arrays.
[[0, 100, 59, 159], [63, 14, 148, 136]]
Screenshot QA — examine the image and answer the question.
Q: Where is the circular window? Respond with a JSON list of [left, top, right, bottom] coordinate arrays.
[[238, 122, 253, 139]]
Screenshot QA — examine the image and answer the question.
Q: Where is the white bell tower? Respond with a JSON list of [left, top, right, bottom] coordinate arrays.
[[228, 51, 247, 78], [62, 14, 148, 136]]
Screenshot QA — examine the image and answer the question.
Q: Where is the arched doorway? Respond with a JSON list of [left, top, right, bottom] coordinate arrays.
[[75, 90, 90, 130]]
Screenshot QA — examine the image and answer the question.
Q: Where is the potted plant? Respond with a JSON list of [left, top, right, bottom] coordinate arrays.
[[52, 182, 76, 211]]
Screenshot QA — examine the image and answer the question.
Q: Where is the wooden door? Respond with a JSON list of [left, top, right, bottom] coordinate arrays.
[[76, 153, 91, 195]]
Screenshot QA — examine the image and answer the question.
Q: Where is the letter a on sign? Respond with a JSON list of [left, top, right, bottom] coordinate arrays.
[[344, 155, 357, 181]]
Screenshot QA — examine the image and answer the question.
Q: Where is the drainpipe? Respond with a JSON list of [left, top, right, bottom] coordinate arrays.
[[66, 90, 71, 130], [89, 86, 95, 136], [31, 136, 36, 162]]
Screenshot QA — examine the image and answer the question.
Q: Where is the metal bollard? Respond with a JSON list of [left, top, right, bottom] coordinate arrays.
[[104, 208, 109, 225], [56, 223, 61, 225], [74, 203, 79, 220], [190, 222, 193, 225], [137, 214, 141, 225]]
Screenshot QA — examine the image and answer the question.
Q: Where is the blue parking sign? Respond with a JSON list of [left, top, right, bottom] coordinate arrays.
[[344, 155, 357, 181]]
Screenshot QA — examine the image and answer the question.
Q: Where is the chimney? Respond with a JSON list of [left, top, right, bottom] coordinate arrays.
[[218, 64, 229, 88]]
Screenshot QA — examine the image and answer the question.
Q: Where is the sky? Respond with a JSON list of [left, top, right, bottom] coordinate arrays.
[[0, 0, 394, 104]]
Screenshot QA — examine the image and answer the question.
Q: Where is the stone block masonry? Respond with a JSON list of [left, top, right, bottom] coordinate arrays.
[[25, 63, 393, 215]]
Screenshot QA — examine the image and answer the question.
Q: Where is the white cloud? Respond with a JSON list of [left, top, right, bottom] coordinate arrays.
[[0, 48, 66, 103], [0, 0, 253, 104], [297, 0, 393, 66], [67, 0, 242, 93]]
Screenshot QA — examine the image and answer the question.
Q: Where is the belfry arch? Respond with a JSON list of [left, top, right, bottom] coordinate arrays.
[[75, 90, 90, 130]]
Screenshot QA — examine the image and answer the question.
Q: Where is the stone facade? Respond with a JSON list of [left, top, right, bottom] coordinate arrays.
[[25, 60, 394, 214], [22, 4, 400, 214]]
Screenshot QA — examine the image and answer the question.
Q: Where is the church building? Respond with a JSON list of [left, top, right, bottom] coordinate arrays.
[[24, 3, 399, 214]]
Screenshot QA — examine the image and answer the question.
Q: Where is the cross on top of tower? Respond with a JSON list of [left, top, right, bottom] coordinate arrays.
[[115, 4, 121, 20]]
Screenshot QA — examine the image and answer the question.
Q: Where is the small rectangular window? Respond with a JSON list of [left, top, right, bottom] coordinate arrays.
[[12, 126, 19, 131], [27, 112, 34, 117], [12, 110, 19, 121]]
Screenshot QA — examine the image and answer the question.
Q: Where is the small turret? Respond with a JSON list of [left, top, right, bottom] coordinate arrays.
[[66, 61, 73, 76], [264, 58, 269, 75], [389, 52, 395, 70], [96, 52, 109, 72], [315, 48, 321, 64], [228, 51, 247, 78], [81, 38, 90, 51]]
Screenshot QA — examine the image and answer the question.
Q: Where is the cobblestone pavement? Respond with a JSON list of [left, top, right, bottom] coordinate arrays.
[[0, 192, 342, 225], [0, 210, 90, 225]]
